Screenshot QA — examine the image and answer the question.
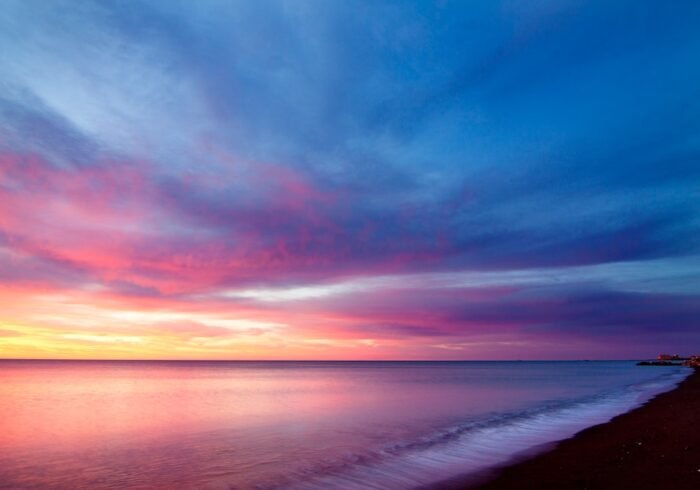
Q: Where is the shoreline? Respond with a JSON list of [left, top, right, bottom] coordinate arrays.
[[444, 367, 700, 489]]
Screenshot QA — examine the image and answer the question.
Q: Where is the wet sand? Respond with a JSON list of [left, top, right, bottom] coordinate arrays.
[[457, 367, 700, 489]]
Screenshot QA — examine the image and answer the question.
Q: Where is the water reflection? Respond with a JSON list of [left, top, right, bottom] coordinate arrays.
[[0, 361, 679, 489]]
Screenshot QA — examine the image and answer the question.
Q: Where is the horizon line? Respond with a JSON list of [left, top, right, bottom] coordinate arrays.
[[0, 358, 649, 362]]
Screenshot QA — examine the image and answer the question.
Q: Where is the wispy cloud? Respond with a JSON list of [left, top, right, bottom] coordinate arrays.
[[0, 0, 698, 358]]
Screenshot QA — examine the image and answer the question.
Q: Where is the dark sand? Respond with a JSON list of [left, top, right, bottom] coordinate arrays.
[[454, 368, 700, 490]]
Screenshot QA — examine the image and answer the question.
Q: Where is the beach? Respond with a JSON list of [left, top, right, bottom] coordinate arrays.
[[453, 368, 700, 490]]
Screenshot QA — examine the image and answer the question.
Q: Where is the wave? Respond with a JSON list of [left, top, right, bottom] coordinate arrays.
[[261, 368, 690, 490]]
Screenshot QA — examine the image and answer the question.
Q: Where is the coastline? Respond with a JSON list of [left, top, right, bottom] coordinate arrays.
[[445, 367, 700, 489]]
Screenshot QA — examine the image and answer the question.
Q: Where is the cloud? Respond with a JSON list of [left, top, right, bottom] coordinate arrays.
[[0, 0, 698, 358], [149, 321, 248, 340]]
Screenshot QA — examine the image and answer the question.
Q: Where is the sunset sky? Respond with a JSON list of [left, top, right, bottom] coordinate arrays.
[[1, 0, 699, 360]]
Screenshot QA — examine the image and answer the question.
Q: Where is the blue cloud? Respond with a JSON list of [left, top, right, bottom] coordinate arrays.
[[0, 0, 699, 355]]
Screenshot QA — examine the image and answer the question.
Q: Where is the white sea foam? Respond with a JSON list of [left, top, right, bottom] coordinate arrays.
[[281, 368, 690, 490]]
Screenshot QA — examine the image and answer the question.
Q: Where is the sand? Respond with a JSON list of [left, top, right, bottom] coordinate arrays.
[[457, 368, 700, 489]]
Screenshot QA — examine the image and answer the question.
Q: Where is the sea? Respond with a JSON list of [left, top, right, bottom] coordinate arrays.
[[0, 360, 689, 489]]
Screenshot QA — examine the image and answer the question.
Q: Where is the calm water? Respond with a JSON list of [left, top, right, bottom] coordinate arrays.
[[0, 360, 689, 489]]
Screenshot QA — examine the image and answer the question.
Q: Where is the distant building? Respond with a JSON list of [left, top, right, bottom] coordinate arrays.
[[657, 354, 680, 361], [683, 356, 700, 368]]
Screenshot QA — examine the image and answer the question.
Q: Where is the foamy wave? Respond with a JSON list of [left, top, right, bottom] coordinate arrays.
[[266, 368, 689, 490]]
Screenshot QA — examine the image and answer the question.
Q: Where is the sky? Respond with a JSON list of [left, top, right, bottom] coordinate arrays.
[[0, 0, 699, 360]]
